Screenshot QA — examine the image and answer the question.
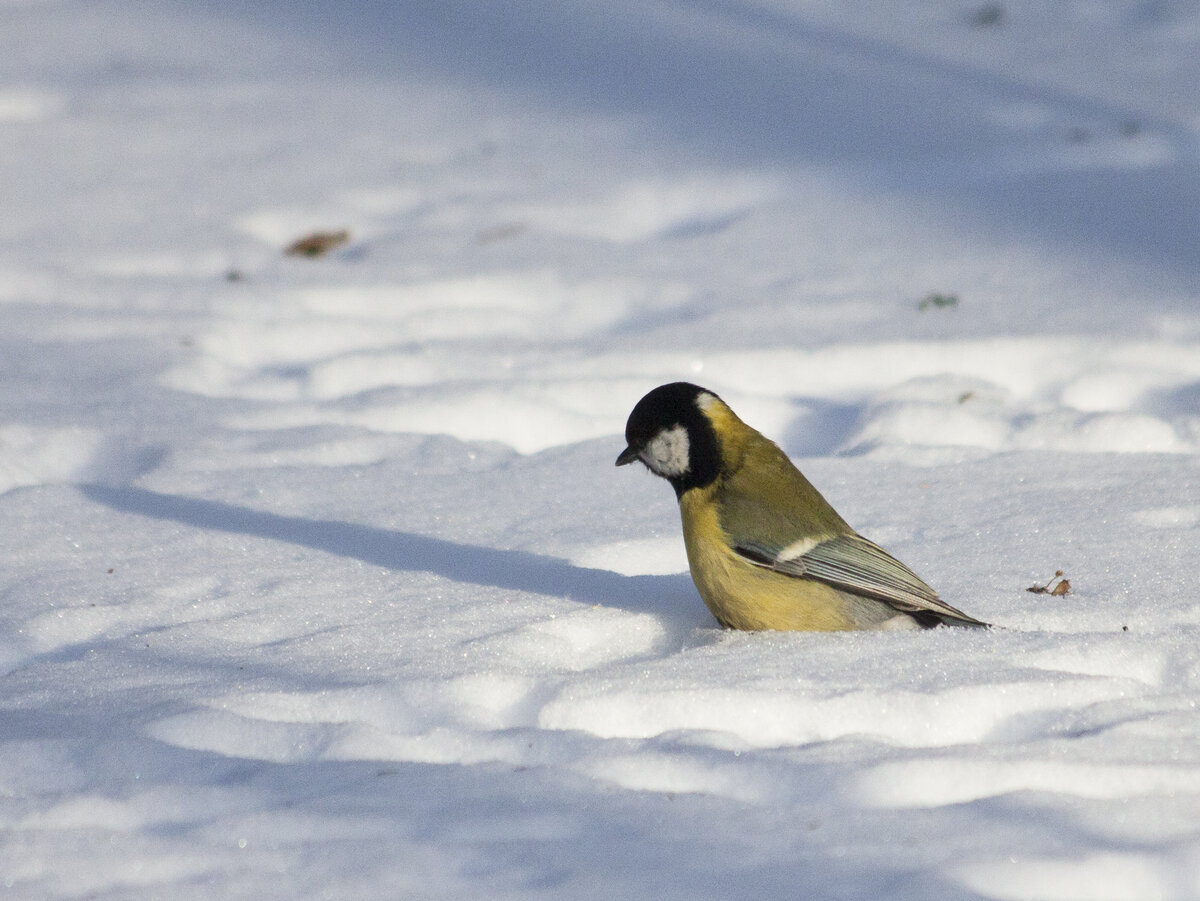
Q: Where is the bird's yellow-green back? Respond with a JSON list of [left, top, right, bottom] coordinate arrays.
[[699, 394, 850, 551]]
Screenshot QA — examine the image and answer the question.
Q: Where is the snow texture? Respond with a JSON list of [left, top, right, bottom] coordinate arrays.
[[3, 1, 1200, 898]]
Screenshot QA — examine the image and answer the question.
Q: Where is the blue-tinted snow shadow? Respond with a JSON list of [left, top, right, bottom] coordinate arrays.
[[78, 483, 701, 622], [0, 732, 970, 901], [198, 0, 1200, 281], [781, 398, 864, 458], [1143, 380, 1200, 420]]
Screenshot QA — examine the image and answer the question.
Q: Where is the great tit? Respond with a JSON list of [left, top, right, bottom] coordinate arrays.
[[616, 382, 987, 631]]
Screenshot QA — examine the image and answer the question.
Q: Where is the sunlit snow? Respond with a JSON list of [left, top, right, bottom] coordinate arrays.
[[3, 2, 1200, 899]]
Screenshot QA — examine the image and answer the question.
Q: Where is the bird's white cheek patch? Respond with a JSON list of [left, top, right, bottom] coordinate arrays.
[[644, 425, 690, 478]]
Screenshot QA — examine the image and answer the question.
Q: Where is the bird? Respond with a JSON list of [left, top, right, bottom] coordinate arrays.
[[616, 382, 987, 631]]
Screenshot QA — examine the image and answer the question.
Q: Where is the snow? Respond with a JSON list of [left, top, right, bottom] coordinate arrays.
[[3, 0, 1200, 898]]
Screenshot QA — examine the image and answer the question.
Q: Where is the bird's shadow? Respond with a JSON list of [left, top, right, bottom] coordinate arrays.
[[79, 484, 702, 624]]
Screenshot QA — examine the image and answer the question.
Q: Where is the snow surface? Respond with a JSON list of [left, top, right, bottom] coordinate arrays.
[[3, 1, 1200, 898]]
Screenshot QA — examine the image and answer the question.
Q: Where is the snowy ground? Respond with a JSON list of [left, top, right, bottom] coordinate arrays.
[[3, 1, 1200, 898]]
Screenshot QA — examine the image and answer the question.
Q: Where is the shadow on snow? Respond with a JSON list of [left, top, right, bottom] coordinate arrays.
[[78, 483, 699, 619], [204, 0, 1200, 281]]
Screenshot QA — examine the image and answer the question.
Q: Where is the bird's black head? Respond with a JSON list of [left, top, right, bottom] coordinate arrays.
[[616, 382, 722, 497]]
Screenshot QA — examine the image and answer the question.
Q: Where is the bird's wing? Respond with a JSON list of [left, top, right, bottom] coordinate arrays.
[[734, 533, 987, 627], [715, 445, 850, 551]]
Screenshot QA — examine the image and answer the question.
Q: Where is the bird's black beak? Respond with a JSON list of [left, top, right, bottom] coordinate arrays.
[[615, 445, 640, 467]]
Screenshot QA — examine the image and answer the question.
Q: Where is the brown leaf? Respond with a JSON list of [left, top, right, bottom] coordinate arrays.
[[284, 229, 351, 258], [1026, 570, 1071, 596]]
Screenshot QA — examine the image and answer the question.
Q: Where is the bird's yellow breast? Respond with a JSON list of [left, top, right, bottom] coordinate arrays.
[[678, 485, 863, 632]]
